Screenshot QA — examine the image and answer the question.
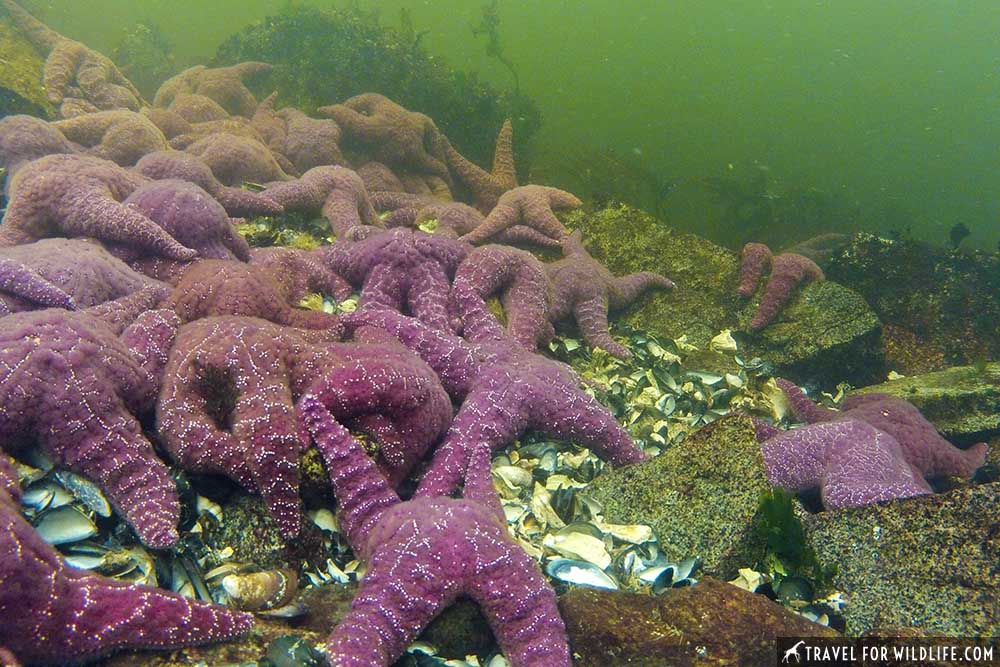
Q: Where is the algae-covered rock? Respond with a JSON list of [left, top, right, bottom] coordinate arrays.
[[200, 492, 331, 571], [743, 280, 884, 388], [559, 577, 838, 667], [584, 415, 770, 578], [826, 233, 1000, 370], [852, 363, 1000, 443], [804, 482, 1000, 636], [0, 14, 51, 117], [563, 204, 883, 387], [563, 204, 740, 349]]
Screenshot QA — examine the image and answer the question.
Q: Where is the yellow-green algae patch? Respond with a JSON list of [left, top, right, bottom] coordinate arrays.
[[0, 14, 52, 117]]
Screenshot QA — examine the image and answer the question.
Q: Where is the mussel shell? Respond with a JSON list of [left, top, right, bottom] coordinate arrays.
[[222, 568, 298, 611], [545, 558, 618, 590], [33, 506, 97, 545]]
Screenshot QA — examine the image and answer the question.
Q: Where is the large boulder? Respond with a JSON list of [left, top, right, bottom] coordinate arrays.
[[562, 204, 883, 388], [585, 415, 770, 578], [804, 482, 1000, 636], [560, 577, 838, 667]]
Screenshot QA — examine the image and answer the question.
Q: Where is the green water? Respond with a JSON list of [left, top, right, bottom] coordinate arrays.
[[23, 0, 1000, 248]]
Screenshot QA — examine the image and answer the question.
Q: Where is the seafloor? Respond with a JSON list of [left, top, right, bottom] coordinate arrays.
[[0, 2, 997, 666]]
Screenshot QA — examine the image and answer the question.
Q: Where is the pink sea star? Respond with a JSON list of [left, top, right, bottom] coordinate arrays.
[[341, 307, 648, 498], [760, 379, 988, 508], [0, 114, 79, 180], [546, 230, 674, 359], [153, 63, 272, 118], [737, 242, 824, 331], [459, 185, 581, 247], [298, 396, 571, 667], [0, 295, 182, 548], [156, 316, 451, 537], [0, 454, 252, 666]]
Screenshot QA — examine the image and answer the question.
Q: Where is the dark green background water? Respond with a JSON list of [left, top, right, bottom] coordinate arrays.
[[22, 0, 1000, 248]]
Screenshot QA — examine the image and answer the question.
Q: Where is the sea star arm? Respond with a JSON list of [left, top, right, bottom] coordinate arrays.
[[297, 393, 401, 551], [775, 378, 838, 424], [443, 118, 517, 212], [0, 256, 77, 310], [571, 292, 630, 359], [611, 271, 676, 306], [405, 260, 457, 332], [737, 242, 824, 330], [299, 349, 452, 486]]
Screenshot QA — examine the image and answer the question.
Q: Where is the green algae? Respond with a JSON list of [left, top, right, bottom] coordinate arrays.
[[212, 4, 540, 170], [0, 15, 52, 117]]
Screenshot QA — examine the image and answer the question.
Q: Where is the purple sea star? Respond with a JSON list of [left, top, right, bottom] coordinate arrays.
[[133, 150, 284, 218], [0, 453, 252, 666], [320, 228, 470, 332], [166, 92, 230, 123], [737, 242, 824, 331], [442, 118, 517, 212], [0, 238, 163, 314], [156, 316, 451, 537], [760, 379, 988, 508], [298, 396, 571, 667], [546, 230, 674, 359], [0, 297, 181, 548], [162, 259, 342, 329], [253, 92, 345, 172], [318, 93, 450, 181], [263, 166, 378, 239], [153, 63, 272, 118], [51, 109, 168, 166], [141, 106, 194, 140], [460, 185, 581, 247], [250, 246, 353, 302], [451, 243, 553, 350], [0, 115, 79, 181], [2, 0, 145, 117], [371, 192, 557, 247], [341, 307, 648, 498], [184, 132, 291, 186], [0, 154, 197, 260]]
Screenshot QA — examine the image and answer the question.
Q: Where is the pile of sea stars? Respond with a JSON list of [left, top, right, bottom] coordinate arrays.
[[0, 3, 987, 666]]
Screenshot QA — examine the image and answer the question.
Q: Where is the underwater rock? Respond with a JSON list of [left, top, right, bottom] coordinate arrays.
[[585, 416, 770, 578], [852, 363, 1000, 444], [559, 578, 838, 667], [804, 482, 1000, 636], [0, 14, 50, 117], [825, 233, 1000, 370], [200, 492, 331, 572], [563, 204, 882, 387]]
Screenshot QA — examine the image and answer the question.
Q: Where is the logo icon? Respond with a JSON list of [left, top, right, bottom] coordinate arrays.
[[782, 640, 807, 663]]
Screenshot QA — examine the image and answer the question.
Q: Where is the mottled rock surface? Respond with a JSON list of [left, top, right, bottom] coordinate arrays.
[[585, 416, 770, 578], [0, 15, 51, 117], [559, 578, 838, 667], [804, 482, 1000, 636]]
